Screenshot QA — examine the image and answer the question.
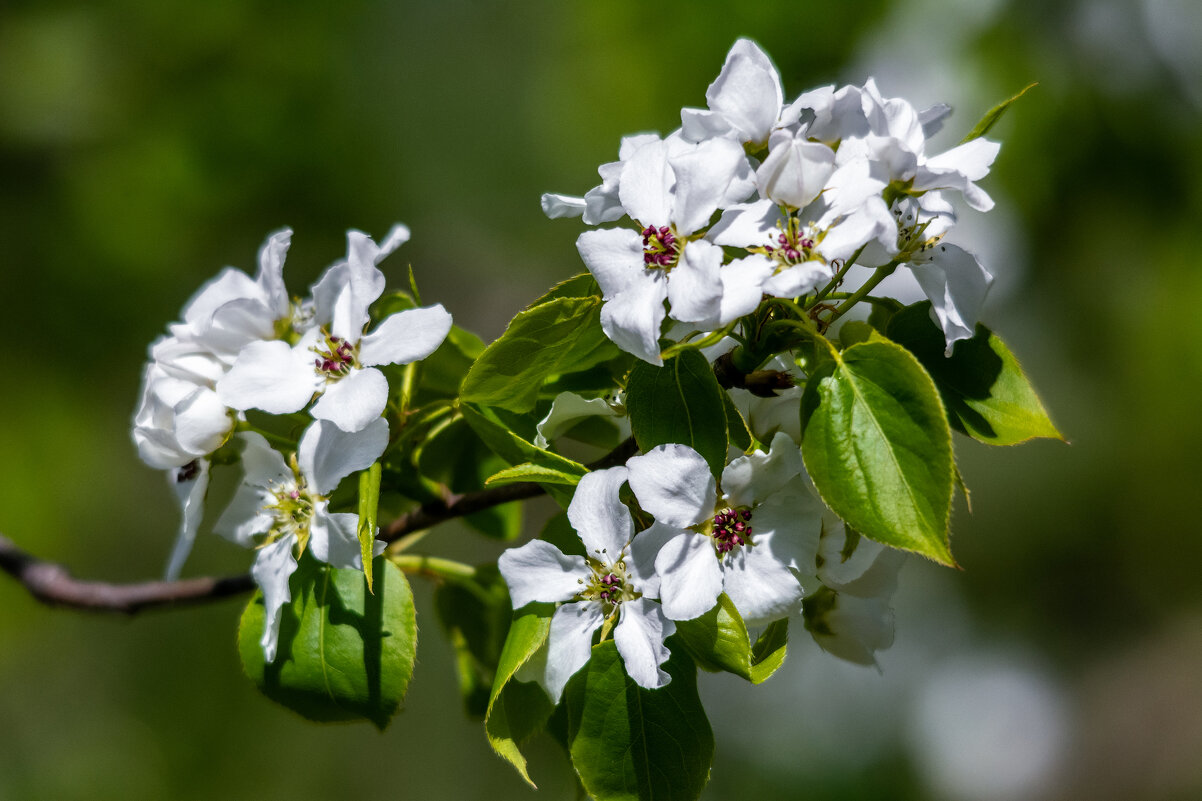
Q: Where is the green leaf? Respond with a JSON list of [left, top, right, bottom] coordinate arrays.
[[486, 461, 586, 487], [960, 82, 1037, 143], [722, 391, 752, 452], [564, 640, 713, 801], [528, 272, 601, 307], [433, 565, 512, 717], [626, 349, 729, 477], [887, 302, 1063, 445], [801, 338, 956, 565], [673, 594, 788, 684], [486, 603, 556, 787], [238, 555, 417, 730], [461, 297, 619, 412], [357, 463, 382, 593]]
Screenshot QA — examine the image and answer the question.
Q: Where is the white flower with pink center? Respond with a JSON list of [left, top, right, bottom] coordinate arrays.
[[497, 467, 674, 699], [217, 228, 452, 432], [215, 418, 389, 662], [626, 433, 823, 625], [573, 134, 755, 364]]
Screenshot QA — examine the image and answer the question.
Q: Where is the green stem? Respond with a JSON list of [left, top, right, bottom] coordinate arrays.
[[659, 319, 740, 360], [388, 553, 477, 582], [821, 292, 902, 310], [809, 245, 865, 307], [825, 262, 898, 324]]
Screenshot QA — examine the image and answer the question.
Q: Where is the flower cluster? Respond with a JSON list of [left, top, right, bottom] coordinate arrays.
[[544, 38, 999, 364], [132, 225, 452, 659], [498, 425, 904, 695]]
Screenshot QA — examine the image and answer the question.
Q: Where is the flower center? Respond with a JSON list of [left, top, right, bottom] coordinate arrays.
[[757, 215, 820, 270], [263, 475, 315, 544], [710, 506, 753, 554], [577, 557, 639, 610], [642, 225, 681, 270], [893, 202, 944, 262], [311, 328, 360, 379]]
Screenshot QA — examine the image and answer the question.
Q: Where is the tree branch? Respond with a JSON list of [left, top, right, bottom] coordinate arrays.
[[0, 437, 640, 614]]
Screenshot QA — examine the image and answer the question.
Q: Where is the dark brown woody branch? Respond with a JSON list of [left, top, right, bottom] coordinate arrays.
[[0, 437, 639, 614]]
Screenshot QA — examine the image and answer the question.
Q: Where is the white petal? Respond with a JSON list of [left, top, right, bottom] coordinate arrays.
[[721, 431, 803, 507], [618, 138, 673, 225], [309, 504, 366, 570], [600, 277, 668, 366], [359, 304, 453, 367], [535, 392, 623, 449], [761, 261, 832, 298], [567, 466, 633, 560], [925, 137, 1000, 182], [164, 459, 210, 581], [910, 243, 993, 354], [919, 103, 953, 137], [669, 138, 750, 234], [756, 137, 836, 209], [217, 340, 318, 414], [707, 199, 784, 249], [576, 228, 645, 300], [614, 598, 675, 690], [310, 368, 389, 433], [498, 540, 589, 608], [627, 520, 678, 599], [751, 486, 824, 573], [627, 444, 716, 528], [680, 107, 735, 142], [541, 193, 587, 219], [809, 592, 895, 666], [666, 240, 723, 323], [819, 526, 906, 598], [239, 430, 292, 486], [182, 268, 263, 330], [298, 417, 389, 495], [714, 255, 774, 325], [706, 38, 783, 145], [721, 545, 803, 625], [655, 532, 723, 621], [172, 387, 232, 456], [545, 602, 605, 701], [214, 484, 275, 547], [255, 228, 293, 319], [252, 535, 299, 663]]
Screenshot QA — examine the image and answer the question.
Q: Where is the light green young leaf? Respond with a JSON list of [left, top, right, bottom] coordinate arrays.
[[960, 82, 1037, 143], [887, 302, 1063, 445], [801, 337, 957, 566], [485, 461, 586, 488], [461, 297, 618, 412], [564, 639, 713, 801], [626, 349, 728, 478], [238, 555, 417, 730], [486, 603, 556, 787], [674, 593, 788, 684], [356, 462, 382, 593]]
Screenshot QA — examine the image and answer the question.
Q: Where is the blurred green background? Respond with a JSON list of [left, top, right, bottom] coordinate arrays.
[[2, 0, 1200, 798]]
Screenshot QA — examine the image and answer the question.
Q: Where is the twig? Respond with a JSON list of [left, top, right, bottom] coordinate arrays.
[[0, 437, 639, 614]]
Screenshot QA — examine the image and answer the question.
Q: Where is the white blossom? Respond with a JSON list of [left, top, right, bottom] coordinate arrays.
[[626, 434, 822, 625], [497, 467, 674, 699], [214, 419, 388, 661]]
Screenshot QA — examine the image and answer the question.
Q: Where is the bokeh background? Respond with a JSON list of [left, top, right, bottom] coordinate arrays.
[[2, 0, 1200, 798]]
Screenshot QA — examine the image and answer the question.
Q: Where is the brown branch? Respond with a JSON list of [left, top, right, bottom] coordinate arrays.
[[0, 534, 255, 614], [0, 437, 640, 614]]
